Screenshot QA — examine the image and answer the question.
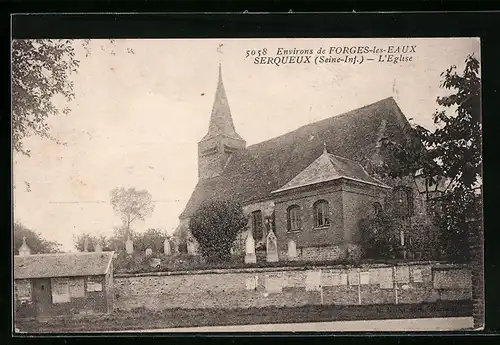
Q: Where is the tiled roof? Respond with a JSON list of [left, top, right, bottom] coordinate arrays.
[[272, 151, 390, 193], [180, 97, 410, 219], [14, 251, 114, 279]]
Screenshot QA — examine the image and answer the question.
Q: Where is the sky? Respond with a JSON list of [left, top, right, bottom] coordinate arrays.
[[12, 38, 480, 252]]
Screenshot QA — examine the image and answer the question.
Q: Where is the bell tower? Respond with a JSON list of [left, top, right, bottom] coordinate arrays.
[[198, 65, 246, 180]]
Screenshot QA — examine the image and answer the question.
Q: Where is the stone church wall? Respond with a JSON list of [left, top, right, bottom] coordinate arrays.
[[113, 262, 471, 311]]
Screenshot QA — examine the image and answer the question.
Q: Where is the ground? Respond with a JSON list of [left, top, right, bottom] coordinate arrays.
[[16, 300, 471, 333]]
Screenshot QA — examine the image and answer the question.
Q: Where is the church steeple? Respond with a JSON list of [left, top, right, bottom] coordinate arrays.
[[198, 65, 246, 180], [202, 64, 244, 141]]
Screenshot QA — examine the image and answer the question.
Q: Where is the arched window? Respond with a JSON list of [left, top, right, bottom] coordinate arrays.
[[287, 205, 302, 231], [394, 186, 414, 218], [313, 200, 330, 228], [251, 210, 263, 240]]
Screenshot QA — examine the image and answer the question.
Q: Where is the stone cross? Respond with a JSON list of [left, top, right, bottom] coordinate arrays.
[[163, 238, 171, 255], [244, 230, 256, 264], [287, 239, 297, 259], [125, 236, 134, 254], [83, 237, 89, 252], [145, 248, 153, 256], [266, 231, 278, 262], [19, 236, 31, 256]]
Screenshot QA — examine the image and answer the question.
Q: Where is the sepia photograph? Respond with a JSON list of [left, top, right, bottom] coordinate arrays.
[[12, 37, 483, 333]]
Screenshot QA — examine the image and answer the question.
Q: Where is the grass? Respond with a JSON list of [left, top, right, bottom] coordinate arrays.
[[114, 251, 455, 276], [16, 300, 472, 333]]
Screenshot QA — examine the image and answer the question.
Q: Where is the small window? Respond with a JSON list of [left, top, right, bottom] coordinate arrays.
[[251, 210, 263, 240], [394, 186, 414, 218], [313, 200, 330, 228], [51, 278, 70, 304], [287, 205, 302, 231]]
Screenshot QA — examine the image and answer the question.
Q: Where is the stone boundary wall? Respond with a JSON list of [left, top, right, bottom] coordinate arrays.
[[113, 262, 471, 311]]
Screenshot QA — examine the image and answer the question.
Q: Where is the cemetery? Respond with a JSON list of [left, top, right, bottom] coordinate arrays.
[[14, 230, 473, 331]]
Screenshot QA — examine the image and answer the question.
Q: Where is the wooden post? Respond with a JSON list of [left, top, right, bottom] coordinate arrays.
[[393, 266, 399, 305], [320, 269, 324, 305], [357, 268, 362, 305]]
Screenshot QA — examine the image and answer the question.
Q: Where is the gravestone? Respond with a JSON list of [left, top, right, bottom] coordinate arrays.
[[145, 248, 153, 256], [245, 230, 256, 264], [125, 237, 134, 254], [83, 237, 89, 252], [187, 239, 198, 255], [94, 243, 102, 253], [266, 231, 278, 262], [287, 239, 297, 259], [164, 239, 171, 255]]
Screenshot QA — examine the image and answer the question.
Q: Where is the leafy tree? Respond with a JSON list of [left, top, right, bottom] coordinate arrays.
[[73, 232, 111, 252], [379, 54, 482, 260], [134, 228, 170, 253], [189, 200, 247, 263], [12, 39, 133, 157], [360, 211, 398, 259], [14, 222, 62, 254], [110, 187, 155, 238], [107, 225, 137, 252], [173, 222, 189, 253], [12, 39, 79, 156]]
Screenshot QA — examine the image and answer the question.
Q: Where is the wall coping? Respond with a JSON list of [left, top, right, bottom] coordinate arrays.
[[114, 261, 470, 278]]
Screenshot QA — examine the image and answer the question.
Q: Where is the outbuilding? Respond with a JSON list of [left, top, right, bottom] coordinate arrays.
[[14, 250, 114, 320]]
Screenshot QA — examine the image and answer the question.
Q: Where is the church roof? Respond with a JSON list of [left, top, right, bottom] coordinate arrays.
[[201, 64, 244, 142], [180, 96, 410, 219], [272, 149, 390, 194]]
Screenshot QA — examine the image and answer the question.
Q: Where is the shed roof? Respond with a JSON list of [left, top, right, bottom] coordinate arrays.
[[14, 251, 114, 279]]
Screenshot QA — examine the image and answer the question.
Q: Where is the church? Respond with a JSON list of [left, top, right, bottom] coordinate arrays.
[[175, 65, 431, 262]]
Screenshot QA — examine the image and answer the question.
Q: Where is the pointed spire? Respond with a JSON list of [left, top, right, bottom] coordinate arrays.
[[202, 64, 244, 141]]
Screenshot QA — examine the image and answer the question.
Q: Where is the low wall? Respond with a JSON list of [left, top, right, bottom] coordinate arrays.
[[113, 262, 471, 311], [280, 244, 364, 262]]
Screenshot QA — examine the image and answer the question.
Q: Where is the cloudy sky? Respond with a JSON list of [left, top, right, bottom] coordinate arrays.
[[12, 38, 480, 251]]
